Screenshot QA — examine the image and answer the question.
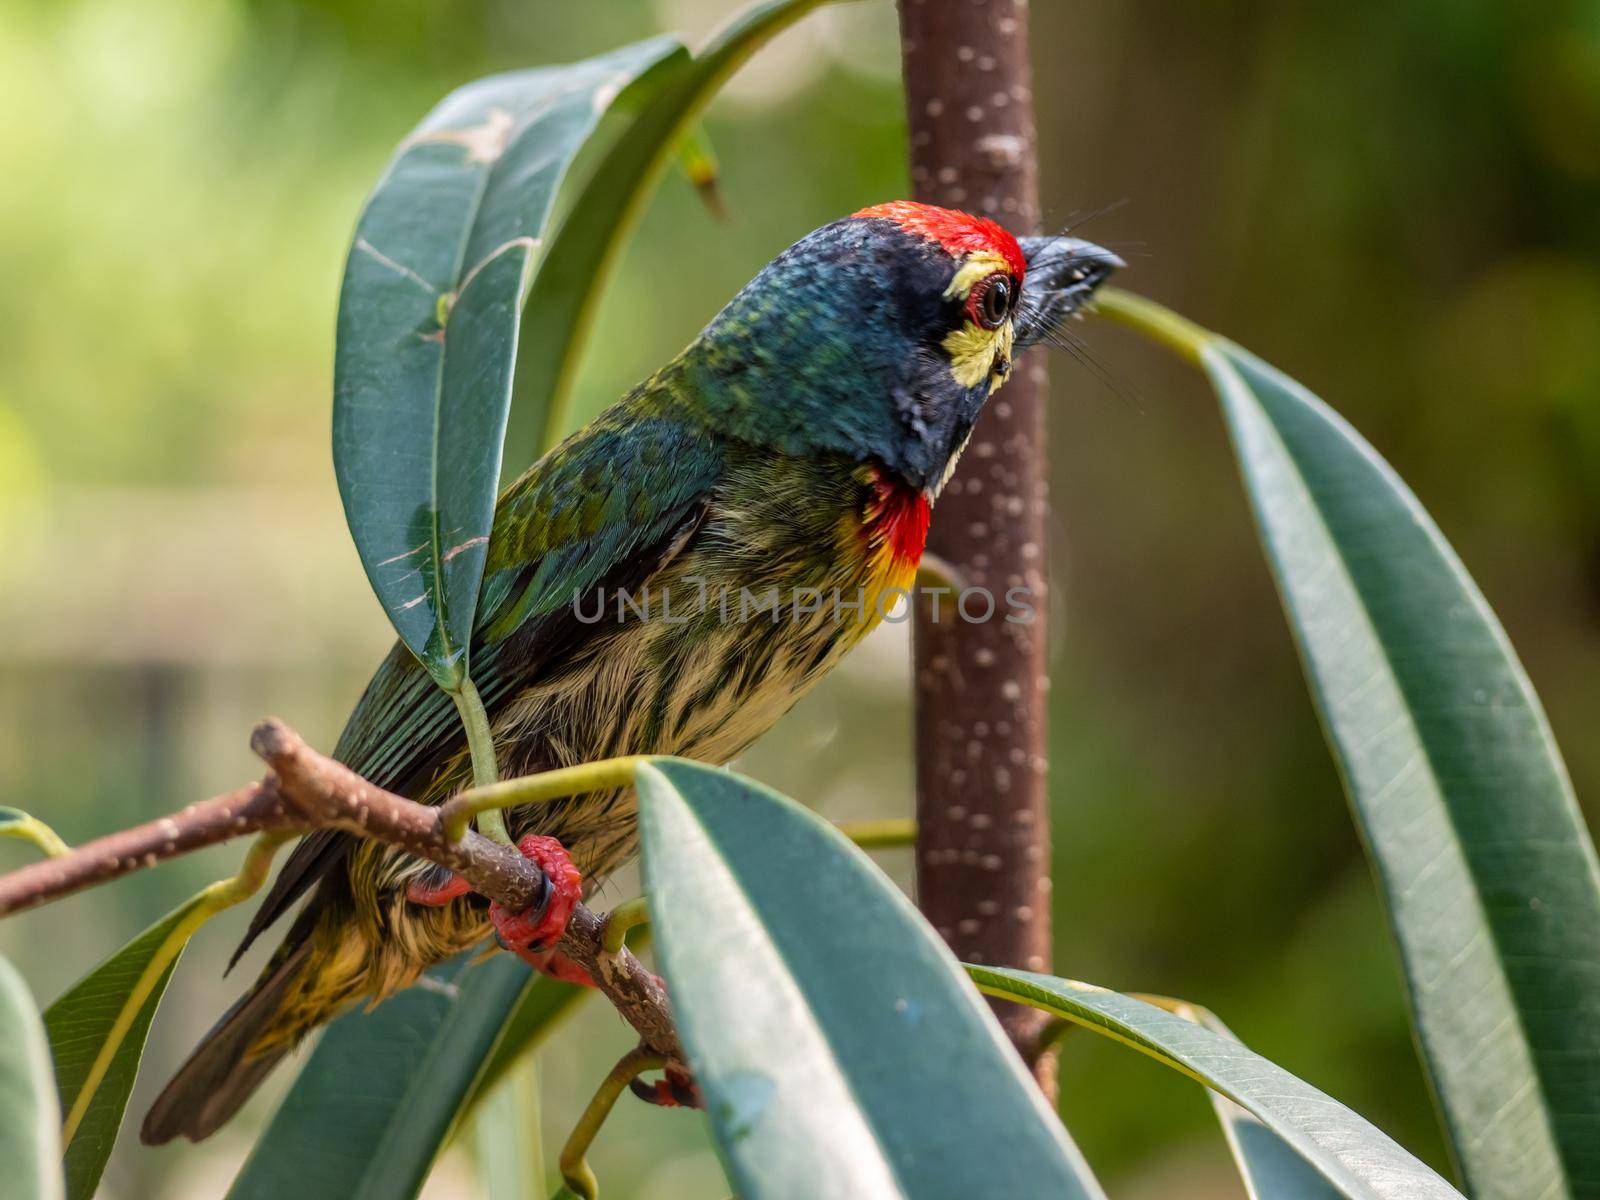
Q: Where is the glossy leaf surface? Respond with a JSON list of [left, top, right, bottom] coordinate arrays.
[[465, 974, 588, 1114], [636, 758, 1104, 1200], [229, 953, 532, 1200], [1205, 340, 1600, 1200], [333, 38, 678, 687], [1181, 1002, 1345, 1200], [971, 968, 1461, 1200], [46, 897, 203, 1200]]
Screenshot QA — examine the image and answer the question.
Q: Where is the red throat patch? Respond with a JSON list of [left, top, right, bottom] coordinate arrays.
[[853, 200, 1026, 280], [867, 473, 932, 568]]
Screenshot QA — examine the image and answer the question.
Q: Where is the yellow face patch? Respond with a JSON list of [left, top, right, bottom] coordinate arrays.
[[943, 321, 1014, 389], [940, 250, 1017, 390], [943, 251, 1013, 304]]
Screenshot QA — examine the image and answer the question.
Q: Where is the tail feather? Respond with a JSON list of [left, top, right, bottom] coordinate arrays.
[[144, 852, 490, 1143], [140, 939, 312, 1145]]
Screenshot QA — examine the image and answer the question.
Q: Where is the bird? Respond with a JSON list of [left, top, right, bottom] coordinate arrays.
[[141, 201, 1120, 1143]]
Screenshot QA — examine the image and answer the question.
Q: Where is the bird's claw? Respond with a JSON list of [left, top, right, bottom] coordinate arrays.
[[630, 1064, 702, 1109], [407, 834, 591, 986], [404, 870, 473, 908], [489, 833, 583, 953]]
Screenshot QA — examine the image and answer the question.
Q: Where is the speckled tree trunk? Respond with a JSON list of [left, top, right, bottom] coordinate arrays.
[[896, 0, 1056, 1095]]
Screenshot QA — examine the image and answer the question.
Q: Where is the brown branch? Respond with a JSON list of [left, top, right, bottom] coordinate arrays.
[[898, 0, 1057, 1095], [0, 718, 681, 1061], [559, 906, 680, 1060], [0, 781, 295, 915], [249, 721, 546, 914]]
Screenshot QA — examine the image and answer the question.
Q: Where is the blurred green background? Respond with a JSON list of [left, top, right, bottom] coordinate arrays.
[[3, 0, 1599, 1195]]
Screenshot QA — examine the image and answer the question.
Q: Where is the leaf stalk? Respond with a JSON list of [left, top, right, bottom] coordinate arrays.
[[449, 677, 509, 844], [1090, 287, 1212, 367], [557, 1046, 668, 1199], [440, 757, 647, 843]]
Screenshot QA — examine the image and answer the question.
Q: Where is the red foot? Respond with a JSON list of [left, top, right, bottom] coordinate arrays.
[[406, 871, 473, 907], [490, 835, 581, 952], [523, 948, 597, 988], [406, 834, 587, 985], [630, 1065, 702, 1109]]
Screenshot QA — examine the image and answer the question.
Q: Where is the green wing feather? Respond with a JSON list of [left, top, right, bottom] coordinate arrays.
[[331, 411, 722, 789], [233, 399, 724, 962]]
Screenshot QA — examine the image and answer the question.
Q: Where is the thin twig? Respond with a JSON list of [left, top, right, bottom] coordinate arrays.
[[560, 906, 681, 1060], [248, 720, 545, 913], [0, 781, 297, 916], [0, 719, 681, 1062]]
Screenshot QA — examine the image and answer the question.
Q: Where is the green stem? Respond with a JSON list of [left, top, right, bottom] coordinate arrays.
[[836, 817, 917, 850], [677, 124, 724, 220], [442, 756, 648, 843], [0, 811, 70, 859], [450, 676, 510, 844], [62, 832, 291, 1145], [1091, 286, 1214, 368], [601, 898, 651, 955], [558, 1047, 667, 1199]]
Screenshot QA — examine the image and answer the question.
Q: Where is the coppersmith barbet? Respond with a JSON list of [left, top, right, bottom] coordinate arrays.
[[142, 202, 1119, 1142]]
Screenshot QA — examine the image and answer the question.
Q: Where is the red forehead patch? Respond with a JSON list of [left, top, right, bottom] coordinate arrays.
[[853, 200, 1026, 279]]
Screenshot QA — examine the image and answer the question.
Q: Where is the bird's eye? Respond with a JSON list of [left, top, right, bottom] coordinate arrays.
[[967, 274, 1014, 330]]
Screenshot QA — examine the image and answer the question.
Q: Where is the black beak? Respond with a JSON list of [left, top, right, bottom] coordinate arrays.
[[1014, 236, 1123, 349]]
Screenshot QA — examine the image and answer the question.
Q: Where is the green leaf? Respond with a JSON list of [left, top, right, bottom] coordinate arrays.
[[1168, 1000, 1345, 1200], [1216, 1100, 1348, 1200], [1209, 1107, 1350, 1200], [971, 969, 1461, 1200], [333, 37, 679, 688], [46, 896, 206, 1200], [1203, 340, 1600, 1200], [1096, 288, 1600, 1200], [465, 974, 589, 1114], [46, 836, 285, 1194], [0, 952, 64, 1200], [503, 0, 842, 467], [635, 759, 1104, 1200], [472, 1055, 544, 1200], [229, 954, 534, 1200]]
